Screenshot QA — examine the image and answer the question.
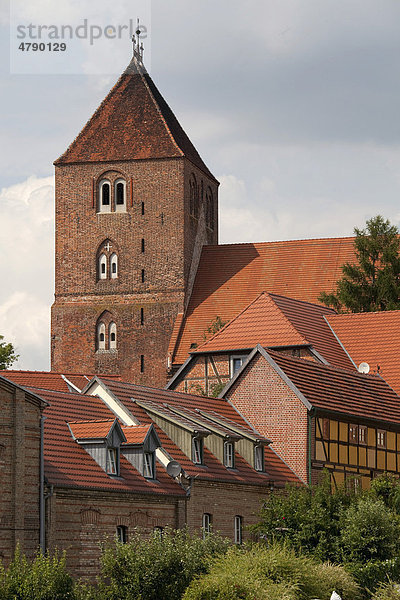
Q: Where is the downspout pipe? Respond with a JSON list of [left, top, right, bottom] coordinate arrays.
[[308, 409, 315, 487], [39, 416, 46, 552]]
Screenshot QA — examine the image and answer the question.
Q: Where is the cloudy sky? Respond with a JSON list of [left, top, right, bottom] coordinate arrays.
[[2, 0, 400, 370]]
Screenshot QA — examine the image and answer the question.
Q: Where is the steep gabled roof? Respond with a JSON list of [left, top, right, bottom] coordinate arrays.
[[1, 370, 120, 393], [326, 310, 400, 395], [229, 348, 400, 426], [172, 237, 356, 364], [54, 55, 216, 181]]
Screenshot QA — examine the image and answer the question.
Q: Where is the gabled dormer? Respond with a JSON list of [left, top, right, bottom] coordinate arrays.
[[121, 424, 161, 480], [68, 418, 127, 476]]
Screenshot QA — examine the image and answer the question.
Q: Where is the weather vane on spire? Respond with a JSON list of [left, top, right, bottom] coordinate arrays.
[[131, 18, 144, 61]]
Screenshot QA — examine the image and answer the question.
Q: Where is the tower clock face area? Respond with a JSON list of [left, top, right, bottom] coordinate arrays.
[[51, 51, 218, 386]]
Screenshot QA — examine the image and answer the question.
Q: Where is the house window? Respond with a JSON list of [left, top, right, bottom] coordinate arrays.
[[109, 322, 117, 350], [116, 525, 128, 543], [110, 253, 118, 278], [99, 254, 107, 279], [359, 425, 367, 445], [230, 355, 247, 377], [192, 437, 203, 464], [202, 513, 212, 538], [97, 322, 106, 350], [377, 430, 386, 448], [349, 424, 358, 444], [234, 516, 243, 544], [224, 441, 234, 468], [143, 452, 154, 479], [154, 526, 164, 538], [115, 179, 126, 211], [107, 447, 118, 475], [254, 445, 264, 472]]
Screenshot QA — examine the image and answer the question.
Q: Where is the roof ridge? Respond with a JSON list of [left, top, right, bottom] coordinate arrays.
[[269, 292, 337, 314], [203, 236, 356, 249]]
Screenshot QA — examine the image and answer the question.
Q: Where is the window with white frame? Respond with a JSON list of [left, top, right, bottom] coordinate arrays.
[[115, 179, 126, 212], [254, 445, 264, 472], [116, 525, 128, 543], [99, 180, 111, 212], [97, 322, 106, 350], [192, 437, 203, 464], [107, 447, 118, 475], [224, 441, 234, 468], [234, 515, 243, 544], [109, 322, 117, 350], [143, 452, 154, 479], [110, 253, 118, 278], [202, 513, 212, 538], [99, 254, 107, 279], [230, 355, 247, 377]]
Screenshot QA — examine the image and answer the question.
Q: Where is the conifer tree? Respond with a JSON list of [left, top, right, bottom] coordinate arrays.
[[319, 215, 400, 312], [0, 335, 18, 369]]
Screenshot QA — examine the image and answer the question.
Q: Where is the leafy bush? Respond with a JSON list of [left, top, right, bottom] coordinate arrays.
[[372, 582, 400, 600], [0, 546, 74, 600], [95, 528, 229, 600], [182, 543, 360, 600]]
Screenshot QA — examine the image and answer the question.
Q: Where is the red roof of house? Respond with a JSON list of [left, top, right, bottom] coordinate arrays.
[[194, 292, 352, 370], [266, 350, 400, 425], [29, 387, 185, 496], [122, 425, 152, 444], [327, 310, 400, 395], [68, 419, 116, 440], [1, 370, 119, 393], [172, 238, 356, 364], [54, 56, 215, 181], [97, 379, 299, 485]]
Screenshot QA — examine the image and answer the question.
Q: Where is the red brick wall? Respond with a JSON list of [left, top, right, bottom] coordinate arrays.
[[225, 354, 309, 482], [51, 157, 218, 386], [0, 380, 43, 564]]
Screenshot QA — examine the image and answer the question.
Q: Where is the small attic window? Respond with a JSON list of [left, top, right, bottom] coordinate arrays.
[[192, 437, 203, 464], [254, 445, 264, 472], [107, 447, 119, 475], [143, 452, 155, 479], [230, 355, 247, 377], [224, 441, 235, 469]]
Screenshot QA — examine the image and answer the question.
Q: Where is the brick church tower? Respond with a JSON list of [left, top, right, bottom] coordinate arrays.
[[51, 40, 218, 386]]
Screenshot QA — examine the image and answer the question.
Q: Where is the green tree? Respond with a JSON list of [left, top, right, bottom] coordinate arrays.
[[0, 335, 18, 369], [319, 215, 400, 312]]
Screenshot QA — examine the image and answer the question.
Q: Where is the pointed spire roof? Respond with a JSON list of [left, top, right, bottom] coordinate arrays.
[[54, 54, 216, 181]]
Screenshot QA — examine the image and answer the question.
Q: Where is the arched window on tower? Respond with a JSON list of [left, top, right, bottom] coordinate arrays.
[[99, 254, 107, 279], [109, 322, 117, 350], [205, 187, 214, 231], [99, 180, 111, 213], [189, 174, 199, 219], [97, 322, 106, 350], [115, 179, 126, 212], [110, 253, 118, 279]]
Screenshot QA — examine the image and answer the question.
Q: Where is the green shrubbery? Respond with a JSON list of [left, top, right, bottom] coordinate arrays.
[[183, 543, 360, 600]]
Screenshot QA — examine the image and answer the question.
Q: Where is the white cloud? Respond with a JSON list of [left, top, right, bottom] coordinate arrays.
[[0, 176, 54, 370]]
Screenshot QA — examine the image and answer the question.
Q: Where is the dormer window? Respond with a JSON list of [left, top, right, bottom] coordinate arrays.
[[107, 447, 119, 475], [254, 445, 264, 472], [143, 452, 154, 479], [224, 441, 235, 468], [230, 355, 247, 377], [115, 179, 126, 212], [192, 437, 203, 464], [99, 180, 111, 212]]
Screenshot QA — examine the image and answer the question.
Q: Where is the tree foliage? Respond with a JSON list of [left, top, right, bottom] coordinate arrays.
[[0, 335, 18, 369], [319, 215, 400, 312]]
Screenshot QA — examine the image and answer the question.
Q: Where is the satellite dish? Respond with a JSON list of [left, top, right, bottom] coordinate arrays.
[[166, 460, 181, 478], [358, 362, 370, 374]]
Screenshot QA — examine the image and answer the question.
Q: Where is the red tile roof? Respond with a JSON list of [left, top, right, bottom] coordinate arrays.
[[68, 419, 115, 440], [327, 311, 400, 395], [29, 387, 185, 496], [173, 238, 356, 364], [266, 350, 400, 425], [98, 379, 299, 485], [1, 370, 119, 392], [122, 425, 152, 445], [54, 57, 215, 181]]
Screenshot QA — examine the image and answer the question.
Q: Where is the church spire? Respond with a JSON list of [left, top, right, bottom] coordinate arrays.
[[132, 18, 144, 62]]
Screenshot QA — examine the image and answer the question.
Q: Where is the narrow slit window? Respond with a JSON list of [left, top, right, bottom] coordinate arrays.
[[110, 253, 118, 279], [140, 354, 144, 373], [109, 322, 117, 349], [141, 238, 145, 253], [141, 269, 145, 283], [140, 307, 144, 325], [141, 202, 145, 215]]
